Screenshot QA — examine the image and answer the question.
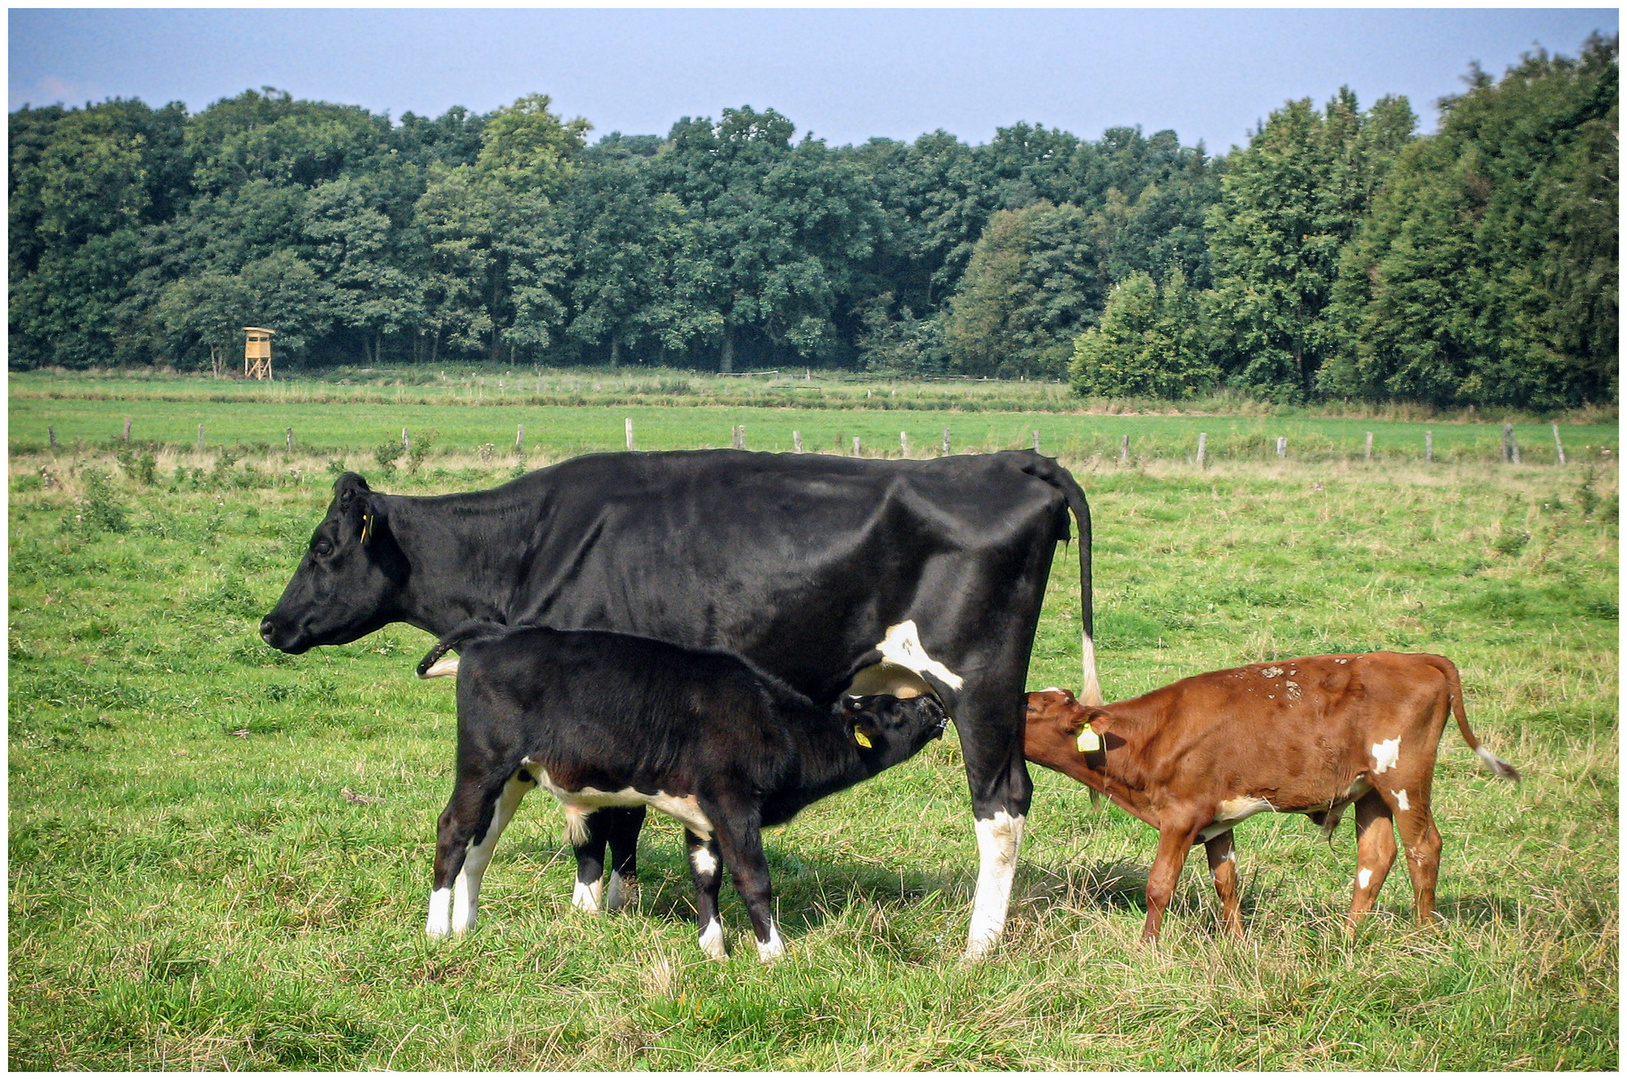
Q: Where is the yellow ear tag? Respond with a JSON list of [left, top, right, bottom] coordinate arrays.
[[360, 513, 374, 545], [854, 727, 873, 749], [1076, 728, 1102, 754]]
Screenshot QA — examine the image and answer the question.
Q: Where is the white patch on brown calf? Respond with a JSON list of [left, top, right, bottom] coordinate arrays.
[[1371, 738, 1402, 774], [1199, 796, 1277, 840], [1357, 868, 1373, 889], [1394, 789, 1410, 811]]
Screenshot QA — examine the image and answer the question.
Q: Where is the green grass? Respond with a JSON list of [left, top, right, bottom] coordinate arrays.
[[7, 389, 1619, 1069], [11, 367, 1619, 467]]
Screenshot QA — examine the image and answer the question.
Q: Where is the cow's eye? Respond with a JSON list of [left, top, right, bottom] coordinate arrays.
[[313, 540, 333, 557]]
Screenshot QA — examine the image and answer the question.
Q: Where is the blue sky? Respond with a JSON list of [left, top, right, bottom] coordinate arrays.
[[8, 8, 1617, 151]]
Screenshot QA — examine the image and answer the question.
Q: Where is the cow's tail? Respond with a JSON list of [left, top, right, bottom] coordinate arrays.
[[1438, 656, 1520, 781], [417, 618, 510, 679], [1023, 454, 1101, 707]]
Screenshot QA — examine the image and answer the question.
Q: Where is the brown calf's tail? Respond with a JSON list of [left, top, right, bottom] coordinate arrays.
[[1439, 655, 1521, 781]]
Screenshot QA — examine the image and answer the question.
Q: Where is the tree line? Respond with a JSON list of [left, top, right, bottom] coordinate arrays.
[[8, 32, 1615, 408]]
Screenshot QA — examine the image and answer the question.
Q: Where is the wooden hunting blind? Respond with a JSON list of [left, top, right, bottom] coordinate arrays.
[[244, 327, 274, 380]]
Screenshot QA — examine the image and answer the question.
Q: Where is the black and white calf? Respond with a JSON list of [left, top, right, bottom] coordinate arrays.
[[421, 622, 949, 961]]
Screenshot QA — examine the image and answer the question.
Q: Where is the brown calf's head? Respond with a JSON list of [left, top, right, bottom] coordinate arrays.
[[1024, 688, 1114, 770]]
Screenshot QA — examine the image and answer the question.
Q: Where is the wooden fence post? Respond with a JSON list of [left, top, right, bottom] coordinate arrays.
[[48, 425, 56, 449], [625, 418, 635, 451], [793, 430, 803, 453], [1425, 430, 1433, 462], [1276, 436, 1288, 459], [1553, 423, 1566, 465], [196, 424, 204, 453], [942, 427, 951, 455], [1033, 430, 1041, 453], [1365, 432, 1373, 461], [1120, 434, 1130, 464], [287, 427, 294, 453], [515, 424, 524, 455], [403, 428, 410, 453], [123, 417, 132, 443], [852, 436, 861, 456], [900, 431, 909, 457], [1196, 432, 1207, 468]]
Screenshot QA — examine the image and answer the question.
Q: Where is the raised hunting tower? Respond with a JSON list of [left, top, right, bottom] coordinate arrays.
[[244, 327, 274, 380]]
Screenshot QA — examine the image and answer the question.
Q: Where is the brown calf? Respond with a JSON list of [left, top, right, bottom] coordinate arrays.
[[1025, 652, 1519, 941]]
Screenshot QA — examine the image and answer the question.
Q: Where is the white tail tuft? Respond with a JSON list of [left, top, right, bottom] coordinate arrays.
[[1475, 745, 1521, 781], [1078, 631, 1103, 707], [563, 805, 591, 847], [421, 655, 460, 679]]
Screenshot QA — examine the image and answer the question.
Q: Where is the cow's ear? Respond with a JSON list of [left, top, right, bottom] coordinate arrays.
[[850, 715, 879, 750], [333, 474, 382, 547], [1071, 707, 1115, 737], [334, 472, 371, 510]]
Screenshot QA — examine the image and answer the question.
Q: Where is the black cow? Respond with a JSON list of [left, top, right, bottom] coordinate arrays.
[[421, 620, 949, 960], [261, 448, 1097, 958]]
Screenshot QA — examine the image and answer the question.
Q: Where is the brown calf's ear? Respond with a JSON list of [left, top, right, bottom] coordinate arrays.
[[1072, 707, 1115, 754]]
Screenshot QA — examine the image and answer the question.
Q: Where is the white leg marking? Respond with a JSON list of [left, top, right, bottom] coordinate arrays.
[[605, 871, 638, 912], [697, 918, 727, 961], [757, 923, 786, 962], [426, 887, 453, 938], [877, 620, 964, 691], [1394, 789, 1411, 811], [966, 811, 1024, 959], [452, 774, 530, 934], [691, 845, 719, 877], [1371, 738, 1402, 774], [1357, 868, 1373, 889], [572, 876, 604, 913], [1079, 630, 1103, 707]]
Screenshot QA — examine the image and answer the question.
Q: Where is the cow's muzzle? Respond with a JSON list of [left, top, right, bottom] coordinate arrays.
[[259, 615, 310, 654]]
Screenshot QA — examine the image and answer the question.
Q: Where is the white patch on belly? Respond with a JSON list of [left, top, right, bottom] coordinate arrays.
[[845, 661, 934, 699], [876, 620, 964, 691], [1371, 738, 1402, 774], [1357, 868, 1373, 889], [1394, 789, 1410, 811], [421, 654, 460, 679], [1200, 796, 1277, 841], [524, 759, 716, 841]]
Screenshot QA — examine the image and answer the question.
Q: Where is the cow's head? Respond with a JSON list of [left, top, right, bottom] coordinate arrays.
[[841, 692, 948, 770], [1023, 688, 1115, 767], [260, 473, 407, 653]]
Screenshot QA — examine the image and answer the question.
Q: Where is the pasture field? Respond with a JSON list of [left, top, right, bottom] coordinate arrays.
[[10, 366, 1620, 467], [7, 388, 1620, 1069]]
